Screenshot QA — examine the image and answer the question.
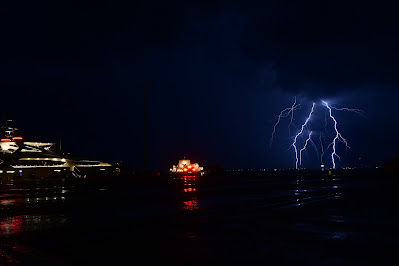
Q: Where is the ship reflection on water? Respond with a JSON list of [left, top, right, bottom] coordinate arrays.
[[0, 193, 24, 235], [183, 198, 199, 211], [1, 215, 23, 235], [180, 176, 199, 211], [1, 173, 398, 264], [0, 182, 70, 237]]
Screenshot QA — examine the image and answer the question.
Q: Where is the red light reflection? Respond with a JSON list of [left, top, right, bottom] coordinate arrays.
[[183, 200, 199, 211], [0, 196, 25, 235], [0, 216, 24, 235]]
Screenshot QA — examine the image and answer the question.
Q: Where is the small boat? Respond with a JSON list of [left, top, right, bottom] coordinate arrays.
[[170, 158, 204, 176]]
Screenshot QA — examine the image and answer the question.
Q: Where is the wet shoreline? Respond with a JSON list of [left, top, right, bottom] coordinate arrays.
[[1, 174, 398, 265]]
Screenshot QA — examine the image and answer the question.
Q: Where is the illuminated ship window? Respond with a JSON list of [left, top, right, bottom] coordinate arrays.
[[21, 145, 42, 152], [21, 149, 42, 153], [75, 161, 100, 166], [12, 160, 66, 167], [23, 142, 54, 150]]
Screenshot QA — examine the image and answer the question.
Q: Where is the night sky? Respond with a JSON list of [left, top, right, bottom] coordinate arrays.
[[1, 1, 398, 170]]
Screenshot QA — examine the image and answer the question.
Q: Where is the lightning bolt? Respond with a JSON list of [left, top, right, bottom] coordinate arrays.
[[270, 96, 300, 146], [319, 133, 332, 165], [299, 131, 312, 166], [271, 97, 363, 169], [308, 131, 319, 160], [322, 101, 351, 169], [330, 106, 366, 118], [305, 125, 319, 159], [287, 97, 299, 137], [319, 134, 325, 164], [292, 103, 315, 169]]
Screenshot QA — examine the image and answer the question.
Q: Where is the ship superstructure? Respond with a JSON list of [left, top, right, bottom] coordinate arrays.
[[170, 159, 204, 176], [0, 121, 113, 180]]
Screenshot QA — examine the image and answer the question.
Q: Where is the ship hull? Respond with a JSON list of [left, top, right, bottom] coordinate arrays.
[[171, 172, 201, 177], [0, 166, 114, 181]]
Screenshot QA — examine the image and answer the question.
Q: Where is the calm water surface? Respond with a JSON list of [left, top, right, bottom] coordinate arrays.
[[1, 175, 398, 265]]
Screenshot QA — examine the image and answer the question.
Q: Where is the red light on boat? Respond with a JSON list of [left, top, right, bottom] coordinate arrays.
[[183, 168, 188, 172], [1, 139, 11, 142], [192, 168, 196, 171]]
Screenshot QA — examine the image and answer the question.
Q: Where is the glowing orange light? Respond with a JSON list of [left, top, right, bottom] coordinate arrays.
[[188, 165, 192, 169], [13, 137, 23, 140], [183, 168, 188, 172], [1, 139, 11, 142], [192, 168, 196, 171]]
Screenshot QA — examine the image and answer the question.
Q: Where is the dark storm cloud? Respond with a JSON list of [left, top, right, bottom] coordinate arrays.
[[3, 1, 398, 96], [1, 1, 226, 93], [239, 1, 399, 97], [128, 0, 399, 99]]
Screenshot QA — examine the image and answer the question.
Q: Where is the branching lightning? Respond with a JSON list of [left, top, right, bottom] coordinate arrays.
[[322, 101, 351, 169], [330, 106, 366, 118], [287, 97, 299, 137], [292, 103, 315, 169], [299, 131, 312, 166], [271, 96, 363, 169], [308, 132, 319, 159], [270, 97, 300, 146], [319, 134, 325, 164]]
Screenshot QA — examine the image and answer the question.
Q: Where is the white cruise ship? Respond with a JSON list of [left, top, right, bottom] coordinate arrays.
[[0, 121, 114, 181]]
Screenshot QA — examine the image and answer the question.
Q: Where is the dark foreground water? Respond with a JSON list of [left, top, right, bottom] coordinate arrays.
[[1, 174, 398, 265]]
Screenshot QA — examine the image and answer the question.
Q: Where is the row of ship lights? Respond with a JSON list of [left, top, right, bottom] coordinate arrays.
[[0, 157, 107, 174], [182, 165, 197, 172], [1, 137, 23, 142], [178, 165, 197, 172]]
